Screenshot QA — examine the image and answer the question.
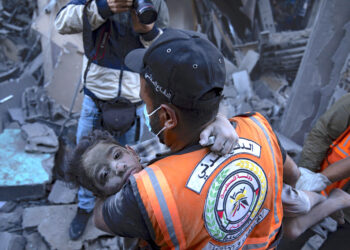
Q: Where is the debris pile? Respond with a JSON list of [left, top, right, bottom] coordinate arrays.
[[0, 0, 42, 83], [0, 0, 349, 249]]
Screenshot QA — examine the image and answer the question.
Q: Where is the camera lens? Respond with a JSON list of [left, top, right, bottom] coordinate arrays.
[[134, 0, 158, 24]]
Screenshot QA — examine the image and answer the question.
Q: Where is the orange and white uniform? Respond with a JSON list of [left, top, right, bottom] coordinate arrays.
[[132, 113, 284, 249], [320, 125, 350, 194]]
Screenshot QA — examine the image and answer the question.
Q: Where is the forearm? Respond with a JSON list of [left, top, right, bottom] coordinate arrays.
[[55, 1, 107, 34], [283, 154, 301, 187], [93, 198, 113, 234], [321, 157, 350, 183]]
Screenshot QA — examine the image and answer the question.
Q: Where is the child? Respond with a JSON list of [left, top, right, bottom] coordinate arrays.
[[64, 130, 350, 241]]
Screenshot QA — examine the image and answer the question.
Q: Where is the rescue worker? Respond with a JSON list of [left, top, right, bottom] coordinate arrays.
[[93, 28, 286, 249], [298, 93, 350, 195], [297, 93, 350, 249]]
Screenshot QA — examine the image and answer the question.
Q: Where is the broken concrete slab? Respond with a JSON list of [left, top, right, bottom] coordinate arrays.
[[328, 53, 350, 108], [21, 123, 59, 154], [45, 42, 83, 114], [279, 0, 350, 145], [32, 0, 83, 54], [0, 73, 38, 130], [0, 232, 26, 250], [41, 156, 55, 182], [232, 70, 253, 98], [22, 87, 51, 122], [238, 50, 260, 74], [48, 180, 77, 204], [257, 0, 276, 33], [24, 231, 49, 250], [23, 204, 110, 250], [259, 29, 310, 77], [0, 207, 23, 233], [8, 108, 25, 125], [0, 201, 16, 213], [0, 129, 51, 201]]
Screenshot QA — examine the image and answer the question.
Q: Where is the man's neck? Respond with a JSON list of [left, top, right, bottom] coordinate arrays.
[[165, 128, 202, 153]]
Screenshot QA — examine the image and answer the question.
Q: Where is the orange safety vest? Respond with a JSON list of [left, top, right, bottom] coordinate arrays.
[[131, 113, 284, 249], [321, 125, 350, 195]]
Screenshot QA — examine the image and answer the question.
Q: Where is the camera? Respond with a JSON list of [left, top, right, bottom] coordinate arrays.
[[133, 0, 158, 25]]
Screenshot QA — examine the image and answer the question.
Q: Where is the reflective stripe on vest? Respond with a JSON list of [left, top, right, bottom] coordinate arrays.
[[138, 166, 186, 249], [249, 116, 280, 224], [321, 125, 350, 194]]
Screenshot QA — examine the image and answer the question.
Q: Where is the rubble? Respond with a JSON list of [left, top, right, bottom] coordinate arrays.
[[0, 232, 26, 250], [279, 0, 350, 145], [21, 123, 59, 154], [48, 180, 77, 204], [0, 0, 349, 249], [259, 29, 311, 79], [23, 204, 111, 250]]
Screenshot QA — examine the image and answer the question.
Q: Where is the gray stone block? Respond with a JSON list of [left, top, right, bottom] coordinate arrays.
[[21, 123, 59, 154], [0, 207, 23, 233], [23, 205, 110, 250], [24, 232, 49, 250], [0, 232, 26, 250], [48, 180, 77, 204]]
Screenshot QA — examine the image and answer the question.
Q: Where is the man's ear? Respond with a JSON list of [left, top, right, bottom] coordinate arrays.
[[160, 104, 177, 129], [125, 145, 140, 161]]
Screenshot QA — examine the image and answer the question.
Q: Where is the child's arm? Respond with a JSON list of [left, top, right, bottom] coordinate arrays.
[[283, 154, 301, 188], [199, 113, 238, 155]]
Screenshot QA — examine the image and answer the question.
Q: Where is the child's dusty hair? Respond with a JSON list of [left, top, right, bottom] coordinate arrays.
[[63, 129, 122, 197]]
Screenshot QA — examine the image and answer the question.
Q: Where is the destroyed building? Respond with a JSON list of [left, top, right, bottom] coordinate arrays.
[[0, 0, 349, 249]]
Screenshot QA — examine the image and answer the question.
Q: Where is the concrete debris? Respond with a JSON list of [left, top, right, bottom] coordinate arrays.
[[21, 123, 59, 154], [259, 29, 311, 78], [0, 0, 349, 249], [232, 70, 253, 98], [0, 73, 38, 131], [238, 50, 260, 74], [0, 95, 14, 104], [21, 86, 78, 136], [279, 0, 350, 145], [8, 108, 25, 125], [0, 206, 23, 233], [0, 201, 17, 213], [22, 87, 51, 122], [48, 180, 77, 204], [328, 53, 350, 108], [0, 232, 27, 250], [257, 0, 276, 33], [24, 231, 49, 250], [45, 42, 83, 114], [23, 205, 110, 250]]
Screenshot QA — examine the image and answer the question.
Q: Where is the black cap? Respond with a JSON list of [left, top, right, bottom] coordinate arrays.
[[125, 28, 226, 109]]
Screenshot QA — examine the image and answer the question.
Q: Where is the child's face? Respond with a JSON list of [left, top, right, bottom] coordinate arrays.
[[82, 141, 142, 196]]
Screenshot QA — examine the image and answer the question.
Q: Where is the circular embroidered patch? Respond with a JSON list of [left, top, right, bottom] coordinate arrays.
[[204, 159, 268, 242]]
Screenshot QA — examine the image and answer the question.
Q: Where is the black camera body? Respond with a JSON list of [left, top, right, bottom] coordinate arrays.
[[133, 0, 158, 24]]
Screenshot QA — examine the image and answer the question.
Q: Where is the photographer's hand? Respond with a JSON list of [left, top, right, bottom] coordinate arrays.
[[131, 9, 154, 33], [107, 0, 133, 13]]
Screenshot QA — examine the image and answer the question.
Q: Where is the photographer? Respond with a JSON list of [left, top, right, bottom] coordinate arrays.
[[55, 0, 169, 240]]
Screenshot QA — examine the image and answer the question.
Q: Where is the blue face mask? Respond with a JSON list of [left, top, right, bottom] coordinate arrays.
[[143, 105, 166, 136]]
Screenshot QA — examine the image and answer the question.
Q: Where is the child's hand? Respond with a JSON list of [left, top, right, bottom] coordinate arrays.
[[199, 113, 238, 155]]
